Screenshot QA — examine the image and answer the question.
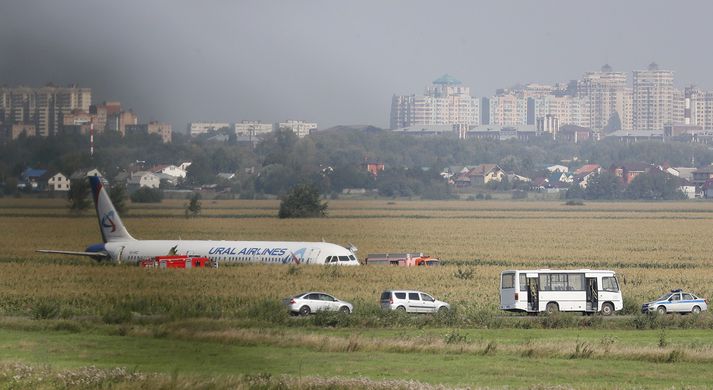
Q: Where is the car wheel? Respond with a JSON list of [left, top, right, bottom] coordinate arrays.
[[339, 306, 351, 314], [438, 306, 449, 314], [545, 302, 559, 314], [692, 306, 702, 314], [601, 302, 614, 316], [396, 306, 406, 312], [299, 305, 311, 316], [656, 306, 666, 315]]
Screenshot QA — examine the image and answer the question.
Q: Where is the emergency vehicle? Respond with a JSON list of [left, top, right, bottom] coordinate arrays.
[[365, 253, 440, 266], [139, 255, 215, 268]]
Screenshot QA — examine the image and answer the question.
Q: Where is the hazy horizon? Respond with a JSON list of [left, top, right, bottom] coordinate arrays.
[[2, 0, 712, 131]]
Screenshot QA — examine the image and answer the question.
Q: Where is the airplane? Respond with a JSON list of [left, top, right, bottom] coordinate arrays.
[[38, 176, 361, 266]]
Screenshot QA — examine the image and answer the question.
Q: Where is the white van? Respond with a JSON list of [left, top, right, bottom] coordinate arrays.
[[380, 290, 450, 313]]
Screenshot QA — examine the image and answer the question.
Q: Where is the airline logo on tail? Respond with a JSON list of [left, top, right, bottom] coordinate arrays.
[[101, 211, 117, 233]]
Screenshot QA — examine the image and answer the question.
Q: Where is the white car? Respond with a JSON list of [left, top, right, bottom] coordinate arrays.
[[380, 290, 450, 314], [642, 289, 708, 314], [284, 292, 353, 316]]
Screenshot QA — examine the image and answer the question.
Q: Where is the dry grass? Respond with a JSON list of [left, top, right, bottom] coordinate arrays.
[[1, 198, 713, 319]]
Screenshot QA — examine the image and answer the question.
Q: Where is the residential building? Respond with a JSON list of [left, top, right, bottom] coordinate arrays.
[[127, 171, 161, 191], [18, 168, 48, 191], [46, 172, 70, 192], [188, 122, 231, 137], [633, 63, 675, 131], [0, 84, 91, 136], [89, 101, 122, 132], [390, 75, 480, 129], [364, 162, 384, 176], [684, 86, 713, 129], [692, 166, 713, 188], [278, 120, 317, 138], [150, 164, 187, 179], [234, 121, 273, 137], [107, 110, 138, 136], [7, 123, 36, 139], [610, 163, 651, 184], [126, 121, 172, 143], [577, 65, 631, 132], [454, 164, 504, 187], [487, 93, 529, 126]]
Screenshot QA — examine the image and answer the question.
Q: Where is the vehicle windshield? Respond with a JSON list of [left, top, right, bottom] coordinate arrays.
[[657, 293, 672, 301]]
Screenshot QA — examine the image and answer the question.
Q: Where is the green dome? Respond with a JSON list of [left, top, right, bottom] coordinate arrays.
[[433, 74, 461, 85]]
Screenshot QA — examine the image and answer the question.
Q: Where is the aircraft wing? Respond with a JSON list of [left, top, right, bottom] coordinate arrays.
[[36, 249, 109, 259]]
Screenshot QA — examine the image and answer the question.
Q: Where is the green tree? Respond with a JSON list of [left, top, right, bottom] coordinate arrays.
[[604, 112, 622, 133], [185, 192, 202, 218], [278, 184, 328, 218], [624, 170, 687, 200], [565, 182, 585, 199], [585, 172, 623, 200], [130, 187, 163, 203], [67, 178, 91, 214], [108, 184, 129, 215]]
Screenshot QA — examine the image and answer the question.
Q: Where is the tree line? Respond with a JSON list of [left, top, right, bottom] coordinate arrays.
[[2, 127, 712, 199]]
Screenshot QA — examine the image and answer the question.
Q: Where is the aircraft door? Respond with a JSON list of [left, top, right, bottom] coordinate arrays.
[[306, 248, 321, 264], [118, 246, 125, 263]]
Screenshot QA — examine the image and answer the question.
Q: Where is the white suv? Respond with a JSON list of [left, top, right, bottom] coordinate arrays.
[[380, 290, 449, 313]]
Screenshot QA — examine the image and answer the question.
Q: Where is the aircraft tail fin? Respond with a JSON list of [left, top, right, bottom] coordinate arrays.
[[89, 176, 134, 243]]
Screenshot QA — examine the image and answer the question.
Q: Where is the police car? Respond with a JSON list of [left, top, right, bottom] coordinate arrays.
[[642, 289, 708, 315]]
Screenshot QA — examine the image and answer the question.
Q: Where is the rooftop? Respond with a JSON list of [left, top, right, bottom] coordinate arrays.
[[433, 74, 461, 85]]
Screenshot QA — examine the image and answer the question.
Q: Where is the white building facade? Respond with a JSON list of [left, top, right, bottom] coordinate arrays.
[[188, 122, 231, 137], [277, 120, 317, 138], [633, 63, 675, 131], [390, 75, 480, 129]]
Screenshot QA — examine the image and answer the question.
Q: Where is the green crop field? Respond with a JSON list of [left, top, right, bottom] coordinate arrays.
[[2, 197, 713, 389]]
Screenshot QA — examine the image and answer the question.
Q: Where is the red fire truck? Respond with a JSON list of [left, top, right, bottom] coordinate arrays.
[[139, 255, 214, 269], [364, 253, 440, 266]]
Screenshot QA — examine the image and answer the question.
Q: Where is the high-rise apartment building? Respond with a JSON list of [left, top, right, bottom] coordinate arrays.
[[684, 86, 713, 129], [234, 121, 273, 137], [277, 120, 317, 138], [188, 122, 231, 137], [532, 95, 591, 128], [390, 75, 479, 129], [633, 63, 675, 131], [577, 65, 631, 132], [487, 93, 529, 126], [0, 84, 91, 136]]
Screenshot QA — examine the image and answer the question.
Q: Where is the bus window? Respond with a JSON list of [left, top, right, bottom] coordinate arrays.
[[540, 273, 584, 291], [501, 273, 515, 289], [519, 274, 527, 291], [602, 277, 619, 292]]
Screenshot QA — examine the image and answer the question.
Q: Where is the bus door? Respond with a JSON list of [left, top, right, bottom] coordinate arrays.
[[526, 273, 539, 312], [586, 277, 598, 312]]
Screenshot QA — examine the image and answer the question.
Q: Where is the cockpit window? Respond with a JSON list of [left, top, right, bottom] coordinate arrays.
[[349, 255, 356, 261], [339, 256, 350, 262]]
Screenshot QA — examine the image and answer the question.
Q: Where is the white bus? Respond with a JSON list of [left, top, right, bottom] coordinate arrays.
[[499, 269, 623, 316]]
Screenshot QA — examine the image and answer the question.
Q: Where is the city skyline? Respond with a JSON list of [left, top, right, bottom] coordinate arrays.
[[2, 1, 713, 130]]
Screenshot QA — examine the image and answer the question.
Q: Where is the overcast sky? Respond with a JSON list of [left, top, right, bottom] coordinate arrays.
[[1, 1, 712, 131]]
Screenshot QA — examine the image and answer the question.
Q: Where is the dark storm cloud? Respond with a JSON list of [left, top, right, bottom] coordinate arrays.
[[1, 0, 712, 130]]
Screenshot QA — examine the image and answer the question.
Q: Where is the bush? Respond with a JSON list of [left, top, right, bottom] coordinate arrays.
[[130, 187, 163, 203], [278, 184, 327, 218], [511, 190, 528, 199], [31, 301, 61, 320]]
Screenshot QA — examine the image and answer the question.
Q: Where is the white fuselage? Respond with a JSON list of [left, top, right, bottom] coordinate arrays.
[[105, 240, 360, 265]]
